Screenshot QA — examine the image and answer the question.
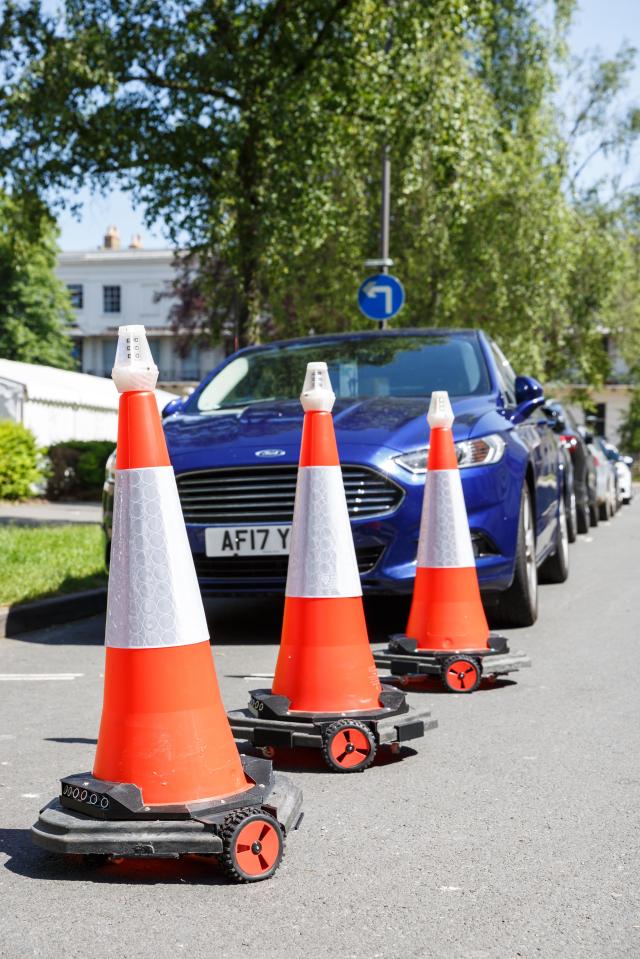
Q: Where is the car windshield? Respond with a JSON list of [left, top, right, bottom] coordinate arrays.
[[193, 334, 491, 412]]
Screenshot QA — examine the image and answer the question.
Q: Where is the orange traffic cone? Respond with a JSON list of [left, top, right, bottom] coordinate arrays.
[[228, 363, 436, 771], [272, 362, 382, 713], [373, 391, 530, 692], [93, 326, 249, 805], [32, 326, 302, 881], [406, 390, 491, 652]]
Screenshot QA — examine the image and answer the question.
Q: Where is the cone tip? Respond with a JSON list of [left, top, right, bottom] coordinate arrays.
[[427, 390, 454, 428], [301, 362, 335, 412], [112, 324, 159, 393]]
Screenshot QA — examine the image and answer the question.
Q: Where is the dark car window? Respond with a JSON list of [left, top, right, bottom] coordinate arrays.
[[488, 340, 517, 406], [193, 335, 492, 412]]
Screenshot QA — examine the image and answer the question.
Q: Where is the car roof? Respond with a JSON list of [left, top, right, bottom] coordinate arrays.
[[240, 328, 484, 352]]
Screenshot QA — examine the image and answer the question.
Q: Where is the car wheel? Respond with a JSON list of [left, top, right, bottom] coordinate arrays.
[[589, 497, 599, 527], [598, 499, 609, 522], [576, 500, 589, 535], [539, 492, 570, 584], [566, 489, 577, 543], [492, 484, 538, 627]]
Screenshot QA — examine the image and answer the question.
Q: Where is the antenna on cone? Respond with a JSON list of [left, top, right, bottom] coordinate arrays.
[[374, 389, 531, 693], [228, 361, 436, 771]]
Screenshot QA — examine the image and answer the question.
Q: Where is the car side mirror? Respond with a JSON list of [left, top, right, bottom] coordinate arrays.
[[543, 407, 566, 433], [162, 396, 185, 419], [511, 375, 545, 424]]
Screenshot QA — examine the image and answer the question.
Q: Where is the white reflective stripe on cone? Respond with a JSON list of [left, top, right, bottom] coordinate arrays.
[[106, 467, 210, 649], [416, 469, 475, 569], [285, 465, 362, 599]]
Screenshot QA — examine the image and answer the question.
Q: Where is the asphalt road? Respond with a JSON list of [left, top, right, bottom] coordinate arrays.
[[1, 503, 639, 959]]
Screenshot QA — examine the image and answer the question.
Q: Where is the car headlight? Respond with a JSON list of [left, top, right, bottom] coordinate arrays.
[[393, 434, 506, 474], [104, 450, 117, 485]]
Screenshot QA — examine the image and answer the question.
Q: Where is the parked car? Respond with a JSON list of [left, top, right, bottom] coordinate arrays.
[[588, 434, 617, 521], [601, 442, 634, 505], [597, 438, 633, 507], [544, 400, 597, 534], [103, 329, 570, 627]]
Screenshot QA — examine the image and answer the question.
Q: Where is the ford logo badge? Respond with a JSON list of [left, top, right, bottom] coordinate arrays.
[[255, 449, 286, 458]]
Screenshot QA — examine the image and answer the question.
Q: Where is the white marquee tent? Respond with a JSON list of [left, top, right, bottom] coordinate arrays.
[[0, 359, 177, 446]]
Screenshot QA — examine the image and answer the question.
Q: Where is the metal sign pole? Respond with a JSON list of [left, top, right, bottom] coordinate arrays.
[[379, 145, 391, 330]]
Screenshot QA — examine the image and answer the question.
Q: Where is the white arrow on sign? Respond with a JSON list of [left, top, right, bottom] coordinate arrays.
[[364, 280, 392, 315]]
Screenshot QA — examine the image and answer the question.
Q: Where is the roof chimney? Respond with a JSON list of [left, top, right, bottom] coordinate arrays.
[[103, 225, 121, 251], [129, 233, 143, 250]]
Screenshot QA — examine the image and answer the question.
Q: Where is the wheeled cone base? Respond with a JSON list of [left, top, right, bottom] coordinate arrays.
[[31, 756, 302, 883], [373, 634, 531, 694], [227, 686, 437, 773]]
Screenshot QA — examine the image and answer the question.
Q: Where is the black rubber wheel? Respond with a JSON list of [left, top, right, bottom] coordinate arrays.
[[220, 807, 284, 883], [576, 502, 589, 535], [493, 484, 538, 627], [539, 492, 570, 584], [598, 499, 609, 521], [321, 720, 376, 773], [441, 656, 482, 693], [589, 499, 599, 527]]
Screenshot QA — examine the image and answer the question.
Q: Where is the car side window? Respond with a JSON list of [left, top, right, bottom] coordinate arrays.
[[489, 341, 517, 407]]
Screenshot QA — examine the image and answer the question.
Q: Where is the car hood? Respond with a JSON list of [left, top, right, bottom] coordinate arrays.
[[165, 395, 503, 470]]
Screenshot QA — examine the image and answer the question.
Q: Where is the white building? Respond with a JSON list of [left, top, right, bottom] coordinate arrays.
[[56, 227, 223, 390]]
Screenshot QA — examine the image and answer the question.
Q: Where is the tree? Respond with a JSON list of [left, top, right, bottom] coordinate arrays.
[[0, 194, 75, 368], [0, 0, 559, 348], [0, 0, 454, 344]]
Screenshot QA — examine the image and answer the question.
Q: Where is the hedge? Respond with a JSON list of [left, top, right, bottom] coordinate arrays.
[[0, 420, 41, 499], [47, 440, 115, 500]]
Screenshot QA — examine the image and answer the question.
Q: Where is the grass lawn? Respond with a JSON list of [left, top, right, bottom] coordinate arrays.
[[0, 524, 107, 606]]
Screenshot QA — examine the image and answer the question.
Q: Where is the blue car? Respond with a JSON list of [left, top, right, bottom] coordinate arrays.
[[103, 329, 570, 627]]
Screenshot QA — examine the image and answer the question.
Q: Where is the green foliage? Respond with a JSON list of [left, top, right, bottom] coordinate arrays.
[[618, 388, 640, 457], [0, 421, 41, 500], [46, 441, 115, 500], [0, 0, 638, 383], [0, 524, 107, 605], [0, 194, 75, 368]]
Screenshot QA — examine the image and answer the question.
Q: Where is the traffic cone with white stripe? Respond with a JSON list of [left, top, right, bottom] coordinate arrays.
[[227, 363, 436, 771], [272, 362, 381, 713], [31, 326, 302, 881], [93, 325, 248, 804], [406, 390, 490, 652], [373, 391, 530, 692]]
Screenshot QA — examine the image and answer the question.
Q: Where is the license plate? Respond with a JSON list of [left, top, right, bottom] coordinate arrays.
[[205, 525, 291, 557]]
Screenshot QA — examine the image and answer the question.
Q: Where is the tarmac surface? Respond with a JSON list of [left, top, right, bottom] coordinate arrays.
[[0, 502, 639, 959]]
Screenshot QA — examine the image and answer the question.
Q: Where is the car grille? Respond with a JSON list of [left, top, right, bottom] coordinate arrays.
[[194, 545, 384, 580], [176, 464, 404, 524]]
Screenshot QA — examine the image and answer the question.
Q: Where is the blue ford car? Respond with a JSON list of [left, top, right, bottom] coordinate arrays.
[[103, 329, 570, 627]]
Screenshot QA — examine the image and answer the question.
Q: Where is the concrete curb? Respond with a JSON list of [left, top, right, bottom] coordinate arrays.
[[0, 587, 107, 639]]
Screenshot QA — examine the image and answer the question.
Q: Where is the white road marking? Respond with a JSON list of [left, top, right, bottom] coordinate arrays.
[[21, 793, 40, 798], [439, 886, 462, 892], [0, 673, 83, 681]]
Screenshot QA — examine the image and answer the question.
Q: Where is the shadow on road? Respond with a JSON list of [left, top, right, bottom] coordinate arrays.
[[0, 828, 232, 886], [381, 676, 518, 695], [10, 595, 413, 647], [45, 737, 98, 745], [238, 742, 418, 773]]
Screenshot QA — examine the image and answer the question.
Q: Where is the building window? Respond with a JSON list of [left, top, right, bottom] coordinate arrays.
[[103, 285, 121, 313], [67, 284, 83, 309]]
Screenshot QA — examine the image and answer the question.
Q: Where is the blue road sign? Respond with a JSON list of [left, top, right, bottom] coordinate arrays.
[[358, 273, 405, 321]]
